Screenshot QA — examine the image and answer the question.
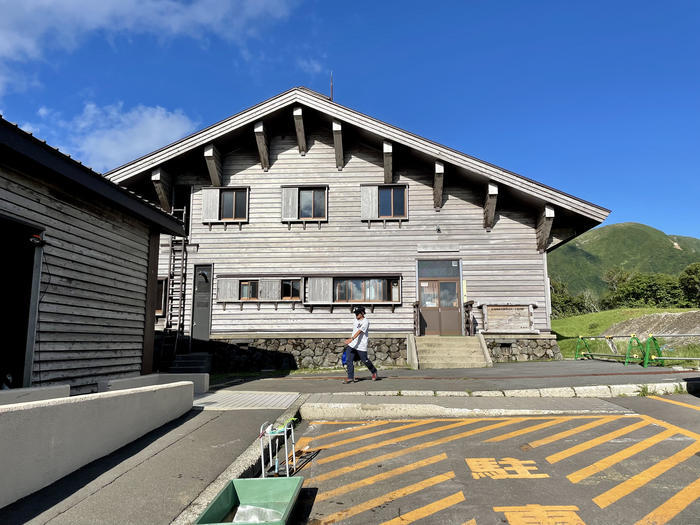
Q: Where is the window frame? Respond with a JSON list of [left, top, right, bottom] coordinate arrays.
[[281, 279, 301, 301], [298, 186, 327, 220], [378, 185, 407, 219], [239, 280, 259, 301], [155, 277, 168, 317], [333, 276, 401, 304], [219, 187, 249, 222]]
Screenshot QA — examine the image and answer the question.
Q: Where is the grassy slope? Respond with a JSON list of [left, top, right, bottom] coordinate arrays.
[[548, 223, 700, 296], [551, 307, 694, 358]]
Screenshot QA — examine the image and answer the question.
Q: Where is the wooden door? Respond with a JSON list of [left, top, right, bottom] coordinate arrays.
[[419, 279, 461, 335]]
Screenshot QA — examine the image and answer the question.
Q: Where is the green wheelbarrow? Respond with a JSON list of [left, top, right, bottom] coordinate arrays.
[[195, 477, 304, 524]]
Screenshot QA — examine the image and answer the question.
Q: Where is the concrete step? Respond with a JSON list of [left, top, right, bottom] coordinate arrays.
[[416, 343, 482, 352], [417, 350, 484, 359], [418, 361, 488, 369]]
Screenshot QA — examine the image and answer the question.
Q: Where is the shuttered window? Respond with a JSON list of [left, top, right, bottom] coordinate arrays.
[[281, 186, 328, 222], [240, 280, 259, 300], [220, 188, 248, 220], [361, 184, 408, 221], [334, 277, 401, 303], [282, 279, 301, 300]]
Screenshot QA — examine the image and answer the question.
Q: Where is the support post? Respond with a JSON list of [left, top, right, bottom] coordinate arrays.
[[332, 120, 343, 171], [433, 160, 444, 210], [254, 121, 270, 171], [151, 167, 172, 212], [203, 143, 222, 186], [383, 141, 393, 183], [537, 204, 555, 252], [484, 182, 498, 230], [293, 107, 306, 156]]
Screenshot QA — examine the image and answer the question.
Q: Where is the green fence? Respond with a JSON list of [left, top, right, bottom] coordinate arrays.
[[575, 333, 700, 367]]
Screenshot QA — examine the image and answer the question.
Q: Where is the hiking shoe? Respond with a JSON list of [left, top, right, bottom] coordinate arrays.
[[343, 379, 357, 384], [371, 373, 378, 381]]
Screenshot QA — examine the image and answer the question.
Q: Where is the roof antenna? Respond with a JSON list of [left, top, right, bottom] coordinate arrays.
[[330, 71, 334, 101]]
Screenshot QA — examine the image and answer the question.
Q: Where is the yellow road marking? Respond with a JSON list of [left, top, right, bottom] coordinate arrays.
[[634, 476, 700, 525], [594, 440, 700, 509], [306, 419, 523, 484], [310, 420, 416, 425], [309, 419, 437, 450], [546, 419, 649, 464], [309, 420, 389, 441], [379, 490, 465, 525], [316, 471, 455, 524], [528, 416, 620, 448], [316, 419, 481, 465], [641, 415, 700, 440], [647, 395, 700, 412], [484, 417, 572, 442], [316, 453, 447, 502], [567, 428, 677, 483], [462, 520, 477, 525]]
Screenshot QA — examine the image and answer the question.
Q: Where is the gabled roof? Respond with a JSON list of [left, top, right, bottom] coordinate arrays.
[[105, 87, 609, 223], [0, 116, 185, 236]]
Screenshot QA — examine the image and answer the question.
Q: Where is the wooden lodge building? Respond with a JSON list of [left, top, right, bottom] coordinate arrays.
[[0, 117, 184, 393], [105, 87, 609, 369]]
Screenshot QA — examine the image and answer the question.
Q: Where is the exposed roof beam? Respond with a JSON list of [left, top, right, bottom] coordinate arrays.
[[383, 141, 393, 183], [548, 227, 577, 251], [203, 143, 222, 186], [332, 120, 343, 171], [254, 121, 270, 171], [537, 204, 555, 252], [151, 167, 172, 213], [484, 182, 498, 231], [293, 106, 307, 156], [433, 160, 444, 210]]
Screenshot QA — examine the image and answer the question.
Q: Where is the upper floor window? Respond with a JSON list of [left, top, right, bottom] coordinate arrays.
[[220, 188, 248, 220], [334, 277, 400, 303], [378, 186, 406, 218], [299, 187, 326, 219]]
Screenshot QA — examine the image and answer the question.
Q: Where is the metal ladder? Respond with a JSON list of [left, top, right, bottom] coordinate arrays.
[[162, 207, 188, 363]]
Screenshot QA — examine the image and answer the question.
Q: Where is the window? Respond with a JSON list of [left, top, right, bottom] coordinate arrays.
[[281, 279, 301, 300], [220, 188, 248, 220], [239, 280, 259, 300], [378, 186, 406, 218], [155, 278, 167, 316], [334, 277, 400, 302], [299, 188, 326, 219]]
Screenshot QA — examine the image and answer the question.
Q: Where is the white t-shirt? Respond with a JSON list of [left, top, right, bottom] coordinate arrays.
[[349, 318, 369, 352]]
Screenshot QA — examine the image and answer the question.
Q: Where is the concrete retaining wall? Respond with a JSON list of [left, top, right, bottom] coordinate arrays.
[[0, 385, 70, 406], [0, 381, 193, 508], [97, 373, 209, 394]]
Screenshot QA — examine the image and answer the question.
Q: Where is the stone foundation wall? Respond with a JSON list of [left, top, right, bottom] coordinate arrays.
[[484, 335, 562, 363], [211, 337, 407, 372]]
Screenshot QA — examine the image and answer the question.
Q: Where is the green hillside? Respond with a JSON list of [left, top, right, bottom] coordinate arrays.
[[548, 223, 700, 297]]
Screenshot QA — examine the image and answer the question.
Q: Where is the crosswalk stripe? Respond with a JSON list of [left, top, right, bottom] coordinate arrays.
[[634, 476, 700, 525], [647, 395, 700, 412], [316, 419, 481, 465], [528, 416, 621, 448], [310, 420, 437, 450], [567, 428, 677, 483], [484, 417, 572, 442], [317, 471, 456, 525], [310, 421, 389, 441], [546, 419, 649, 464], [306, 419, 523, 484], [594, 441, 700, 509], [316, 453, 447, 502], [379, 491, 465, 525]]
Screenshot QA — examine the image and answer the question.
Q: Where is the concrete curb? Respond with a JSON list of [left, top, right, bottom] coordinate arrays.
[[316, 381, 689, 399], [171, 393, 310, 525]]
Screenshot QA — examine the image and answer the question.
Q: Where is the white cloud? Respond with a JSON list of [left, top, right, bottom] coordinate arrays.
[[0, 0, 297, 95], [29, 101, 198, 172], [297, 57, 323, 75]]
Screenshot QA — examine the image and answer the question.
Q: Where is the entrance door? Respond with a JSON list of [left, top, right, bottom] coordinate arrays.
[[419, 279, 461, 335], [417, 259, 462, 336], [192, 265, 212, 341]]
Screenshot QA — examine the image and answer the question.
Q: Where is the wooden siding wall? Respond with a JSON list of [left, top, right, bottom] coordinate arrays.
[[0, 166, 151, 393], [163, 129, 549, 335]]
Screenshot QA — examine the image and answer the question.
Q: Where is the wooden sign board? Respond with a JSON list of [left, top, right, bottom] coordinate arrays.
[[483, 305, 535, 333]]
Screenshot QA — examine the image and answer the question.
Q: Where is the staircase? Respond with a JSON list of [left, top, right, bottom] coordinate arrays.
[[415, 336, 491, 369], [165, 352, 212, 373]]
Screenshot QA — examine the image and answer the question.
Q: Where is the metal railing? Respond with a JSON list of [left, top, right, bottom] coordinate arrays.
[[576, 333, 700, 367]]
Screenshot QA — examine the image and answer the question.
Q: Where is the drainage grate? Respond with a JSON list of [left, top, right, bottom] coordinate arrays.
[[194, 390, 299, 410]]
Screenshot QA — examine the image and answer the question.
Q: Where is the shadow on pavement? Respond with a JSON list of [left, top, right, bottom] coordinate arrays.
[[0, 408, 204, 524]]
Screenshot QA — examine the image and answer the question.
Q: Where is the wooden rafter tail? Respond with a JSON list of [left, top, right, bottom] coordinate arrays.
[[433, 160, 444, 210], [383, 140, 393, 183], [537, 204, 555, 252], [203, 143, 222, 186], [151, 167, 172, 212], [293, 106, 306, 156], [254, 121, 270, 171], [332, 120, 343, 171], [484, 182, 498, 230]]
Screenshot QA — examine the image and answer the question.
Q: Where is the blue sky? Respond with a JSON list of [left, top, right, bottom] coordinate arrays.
[[1, 1, 698, 236]]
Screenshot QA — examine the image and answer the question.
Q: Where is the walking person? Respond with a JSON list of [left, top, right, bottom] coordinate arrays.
[[343, 306, 378, 383]]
